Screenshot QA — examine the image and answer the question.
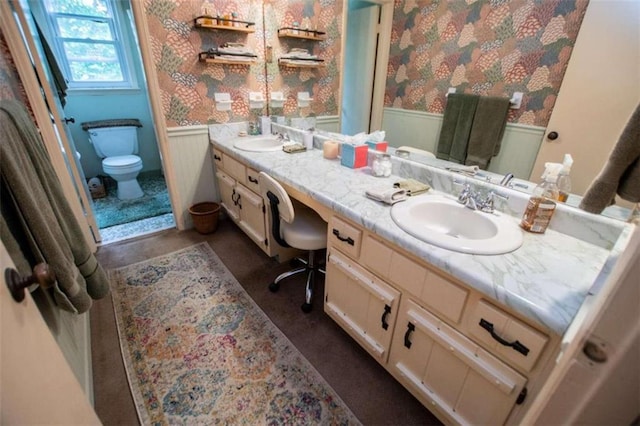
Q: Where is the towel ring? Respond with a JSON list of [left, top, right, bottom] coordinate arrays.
[[5, 263, 55, 303]]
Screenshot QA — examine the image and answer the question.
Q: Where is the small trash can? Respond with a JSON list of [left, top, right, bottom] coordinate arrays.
[[189, 202, 221, 234]]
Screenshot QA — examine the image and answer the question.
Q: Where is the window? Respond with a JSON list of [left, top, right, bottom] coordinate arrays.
[[43, 0, 135, 89]]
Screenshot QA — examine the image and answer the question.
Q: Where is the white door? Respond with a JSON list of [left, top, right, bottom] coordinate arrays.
[[530, 0, 640, 197], [0, 241, 100, 424], [10, 0, 102, 242]]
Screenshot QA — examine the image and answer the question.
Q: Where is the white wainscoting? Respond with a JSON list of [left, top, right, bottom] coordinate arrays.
[[316, 115, 340, 134], [382, 107, 545, 179], [166, 125, 218, 230]]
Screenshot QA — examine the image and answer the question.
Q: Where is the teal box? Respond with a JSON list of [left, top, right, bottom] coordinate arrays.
[[340, 144, 369, 168]]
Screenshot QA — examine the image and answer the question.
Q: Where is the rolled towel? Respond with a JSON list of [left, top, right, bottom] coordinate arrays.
[[445, 165, 479, 175], [366, 187, 407, 205]]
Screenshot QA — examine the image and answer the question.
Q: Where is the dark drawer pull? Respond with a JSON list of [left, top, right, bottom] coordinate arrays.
[[381, 304, 391, 330], [479, 318, 530, 356], [248, 176, 258, 184], [332, 229, 354, 246], [404, 322, 415, 349], [214, 154, 222, 161]]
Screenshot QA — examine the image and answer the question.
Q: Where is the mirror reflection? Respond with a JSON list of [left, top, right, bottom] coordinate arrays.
[[339, 0, 638, 222]]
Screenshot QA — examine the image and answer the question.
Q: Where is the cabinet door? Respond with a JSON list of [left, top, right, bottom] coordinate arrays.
[[235, 184, 266, 248], [324, 249, 400, 364], [216, 171, 240, 222], [389, 299, 527, 425]]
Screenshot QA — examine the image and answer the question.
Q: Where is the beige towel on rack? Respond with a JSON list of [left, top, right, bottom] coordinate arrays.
[[580, 103, 640, 213], [465, 96, 511, 169], [0, 100, 109, 313]]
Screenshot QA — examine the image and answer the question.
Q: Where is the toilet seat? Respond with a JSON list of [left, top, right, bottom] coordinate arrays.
[[102, 155, 142, 168], [102, 155, 142, 174]]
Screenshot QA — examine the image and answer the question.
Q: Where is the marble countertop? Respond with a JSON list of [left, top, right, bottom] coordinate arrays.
[[210, 132, 632, 336]]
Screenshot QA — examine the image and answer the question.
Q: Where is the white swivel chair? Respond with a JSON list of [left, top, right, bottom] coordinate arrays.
[[259, 172, 327, 313]]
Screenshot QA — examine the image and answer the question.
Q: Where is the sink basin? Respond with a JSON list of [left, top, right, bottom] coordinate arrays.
[[233, 135, 283, 152], [390, 194, 523, 255]]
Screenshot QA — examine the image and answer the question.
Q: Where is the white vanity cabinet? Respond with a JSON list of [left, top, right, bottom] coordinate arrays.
[[212, 147, 299, 261], [324, 214, 559, 425], [213, 147, 267, 251]]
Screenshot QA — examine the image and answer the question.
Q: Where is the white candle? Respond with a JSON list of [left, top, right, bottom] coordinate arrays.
[[323, 140, 339, 159]]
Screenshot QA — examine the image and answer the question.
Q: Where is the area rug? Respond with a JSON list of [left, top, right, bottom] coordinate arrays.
[[110, 243, 360, 425], [94, 173, 172, 229]]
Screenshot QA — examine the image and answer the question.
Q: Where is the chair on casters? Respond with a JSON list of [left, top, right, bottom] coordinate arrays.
[[259, 172, 327, 313]]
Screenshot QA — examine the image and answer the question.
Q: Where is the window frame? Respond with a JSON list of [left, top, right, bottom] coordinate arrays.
[[43, 0, 137, 90]]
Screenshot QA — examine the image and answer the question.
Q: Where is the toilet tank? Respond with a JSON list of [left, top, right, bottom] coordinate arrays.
[[88, 126, 139, 158]]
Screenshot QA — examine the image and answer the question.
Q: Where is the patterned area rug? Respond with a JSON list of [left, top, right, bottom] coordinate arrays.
[[94, 173, 172, 229], [110, 243, 359, 425]]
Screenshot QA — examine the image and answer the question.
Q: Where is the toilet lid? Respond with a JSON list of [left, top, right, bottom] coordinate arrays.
[[103, 155, 142, 167]]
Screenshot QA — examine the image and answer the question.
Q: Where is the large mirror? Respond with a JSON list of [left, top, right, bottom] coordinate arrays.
[[339, 0, 639, 221]]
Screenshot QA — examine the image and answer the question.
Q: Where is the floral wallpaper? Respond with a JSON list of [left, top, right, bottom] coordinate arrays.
[[264, 0, 343, 118], [0, 28, 31, 108], [143, 0, 342, 126], [384, 0, 588, 127], [143, 0, 266, 126]]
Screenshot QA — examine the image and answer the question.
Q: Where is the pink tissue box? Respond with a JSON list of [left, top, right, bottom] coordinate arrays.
[[365, 141, 388, 152], [340, 144, 369, 169]]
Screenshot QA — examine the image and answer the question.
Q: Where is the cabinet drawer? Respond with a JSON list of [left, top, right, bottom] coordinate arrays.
[[390, 299, 526, 425], [245, 167, 261, 193], [325, 250, 400, 363], [212, 147, 224, 168], [469, 300, 548, 372], [222, 154, 246, 184], [329, 217, 362, 259], [362, 235, 468, 324]]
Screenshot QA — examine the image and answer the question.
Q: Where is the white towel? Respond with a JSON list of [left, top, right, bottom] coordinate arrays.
[[365, 187, 407, 205]]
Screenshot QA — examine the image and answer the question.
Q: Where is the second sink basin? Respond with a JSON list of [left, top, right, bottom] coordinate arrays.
[[233, 135, 283, 152], [390, 194, 523, 255]]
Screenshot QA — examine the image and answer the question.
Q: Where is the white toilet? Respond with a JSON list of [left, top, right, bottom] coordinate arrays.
[[88, 125, 144, 200]]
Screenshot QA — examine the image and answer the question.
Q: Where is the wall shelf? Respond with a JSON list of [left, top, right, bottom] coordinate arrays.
[[278, 27, 326, 41], [278, 58, 325, 69], [199, 52, 256, 66], [194, 16, 256, 33]]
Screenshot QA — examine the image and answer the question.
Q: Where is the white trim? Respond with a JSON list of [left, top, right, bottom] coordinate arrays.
[[0, 0, 96, 250], [166, 125, 209, 137], [370, 1, 393, 132], [130, 1, 181, 229]]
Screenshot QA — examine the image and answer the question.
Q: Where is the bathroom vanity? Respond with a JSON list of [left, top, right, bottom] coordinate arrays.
[[209, 125, 632, 425]]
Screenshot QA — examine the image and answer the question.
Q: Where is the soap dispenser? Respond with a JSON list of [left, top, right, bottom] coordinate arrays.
[[557, 154, 573, 202], [520, 163, 561, 234]]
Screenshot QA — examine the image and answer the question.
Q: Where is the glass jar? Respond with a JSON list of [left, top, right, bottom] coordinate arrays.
[[372, 153, 392, 177]]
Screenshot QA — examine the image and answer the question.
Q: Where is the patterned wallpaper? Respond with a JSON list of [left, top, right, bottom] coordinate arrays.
[[143, 0, 343, 126], [264, 0, 343, 118], [0, 28, 31, 107], [384, 0, 588, 127], [144, 0, 266, 126]]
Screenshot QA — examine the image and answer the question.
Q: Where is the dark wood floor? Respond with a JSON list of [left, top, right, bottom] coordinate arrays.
[[92, 219, 441, 425]]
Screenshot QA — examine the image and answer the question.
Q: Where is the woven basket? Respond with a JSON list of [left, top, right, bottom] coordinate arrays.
[[189, 202, 221, 234]]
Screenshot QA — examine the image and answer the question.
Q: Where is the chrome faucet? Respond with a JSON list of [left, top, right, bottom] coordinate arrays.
[[454, 181, 509, 213], [499, 172, 514, 186]]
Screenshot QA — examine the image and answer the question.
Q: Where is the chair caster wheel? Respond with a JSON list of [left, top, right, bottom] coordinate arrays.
[[301, 303, 312, 313], [290, 258, 302, 267], [269, 282, 280, 292]]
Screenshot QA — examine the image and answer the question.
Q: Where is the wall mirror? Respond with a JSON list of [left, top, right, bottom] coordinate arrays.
[[338, 0, 639, 222]]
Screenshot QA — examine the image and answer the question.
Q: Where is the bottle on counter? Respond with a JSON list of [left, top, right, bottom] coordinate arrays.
[[520, 163, 561, 234], [556, 154, 573, 202]]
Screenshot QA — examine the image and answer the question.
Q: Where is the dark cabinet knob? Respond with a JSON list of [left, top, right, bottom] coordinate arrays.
[[547, 131, 558, 140]]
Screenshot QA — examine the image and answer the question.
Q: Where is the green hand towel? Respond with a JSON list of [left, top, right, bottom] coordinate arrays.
[[0, 100, 109, 313], [436, 93, 479, 164], [580, 102, 640, 213], [465, 96, 510, 169]]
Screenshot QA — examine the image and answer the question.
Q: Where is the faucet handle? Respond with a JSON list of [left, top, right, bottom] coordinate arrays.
[[480, 191, 509, 213]]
